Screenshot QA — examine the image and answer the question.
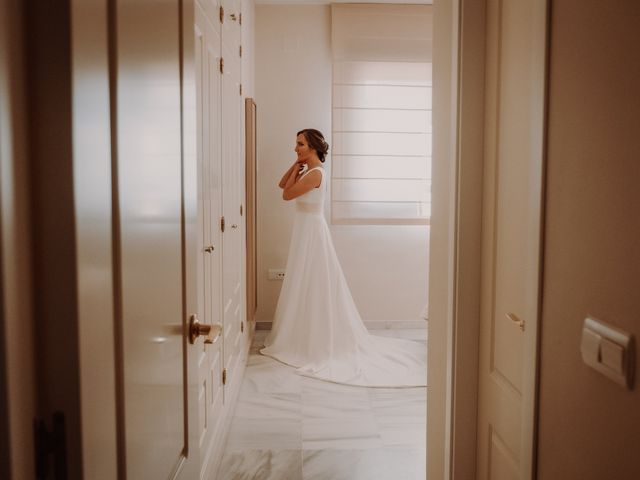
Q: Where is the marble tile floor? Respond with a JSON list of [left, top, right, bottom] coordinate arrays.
[[216, 328, 427, 480]]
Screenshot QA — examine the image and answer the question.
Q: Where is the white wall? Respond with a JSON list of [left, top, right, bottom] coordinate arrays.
[[255, 4, 429, 325]]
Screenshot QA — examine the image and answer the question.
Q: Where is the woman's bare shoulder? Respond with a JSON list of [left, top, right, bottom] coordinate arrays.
[[302, 168, 323, 186]]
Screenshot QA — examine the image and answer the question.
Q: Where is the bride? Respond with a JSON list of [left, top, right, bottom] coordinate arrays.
[[260, 129, 426, 388]]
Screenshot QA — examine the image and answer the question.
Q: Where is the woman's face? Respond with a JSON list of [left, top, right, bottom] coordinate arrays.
[[295, 133, 314, 163]]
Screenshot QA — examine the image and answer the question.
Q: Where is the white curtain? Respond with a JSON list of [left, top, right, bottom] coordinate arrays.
[[331, 4, 433, 225]]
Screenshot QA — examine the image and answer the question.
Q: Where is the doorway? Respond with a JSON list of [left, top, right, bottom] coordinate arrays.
[[0, 0, 549, 478], [215, 2, 431, 479]]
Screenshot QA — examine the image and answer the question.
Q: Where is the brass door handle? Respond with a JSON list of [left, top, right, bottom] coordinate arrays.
[[231, 224, 238, 229], [505, 312, 525, 332], [189, 314, 222, 345], [204, 245, 214, 253]]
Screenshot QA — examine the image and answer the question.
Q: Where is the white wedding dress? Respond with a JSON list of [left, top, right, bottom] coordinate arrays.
[[261, 166, 426, 387]]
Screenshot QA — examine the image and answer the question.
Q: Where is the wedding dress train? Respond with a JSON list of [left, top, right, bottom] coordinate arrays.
[[261, 166, 427, 387]]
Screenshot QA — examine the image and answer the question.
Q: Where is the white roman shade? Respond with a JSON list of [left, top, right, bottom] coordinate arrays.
[[331, 4, 432, 225]]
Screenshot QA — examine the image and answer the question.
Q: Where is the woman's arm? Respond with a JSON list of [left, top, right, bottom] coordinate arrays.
[[278, 162, 302, 189], [282, 163, 301, 191], [282, 169, 321, 201]]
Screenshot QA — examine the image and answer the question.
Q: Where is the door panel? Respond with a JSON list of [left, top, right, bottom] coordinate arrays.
[[0, 2, 37, 477], [222, 0, 242, 53], [221, 34, 243, 389], [477, 0, 548, 478], [489, 430, 520, 480], [116, 1, 189, 477], [195, 4, 225, 476]]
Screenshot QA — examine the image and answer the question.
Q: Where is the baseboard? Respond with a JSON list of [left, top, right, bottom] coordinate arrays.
[[256, 319, 428, 331]]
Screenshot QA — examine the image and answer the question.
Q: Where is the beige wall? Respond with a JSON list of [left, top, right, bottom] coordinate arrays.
[[538, 2, 640, 478], [255, 4, 429, 324]]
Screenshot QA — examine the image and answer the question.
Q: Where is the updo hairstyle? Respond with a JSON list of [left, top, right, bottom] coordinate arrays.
[[297, 128, 329, 163]]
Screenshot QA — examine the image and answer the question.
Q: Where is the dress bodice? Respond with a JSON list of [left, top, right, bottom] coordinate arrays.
[[296, 166, 325, 213]]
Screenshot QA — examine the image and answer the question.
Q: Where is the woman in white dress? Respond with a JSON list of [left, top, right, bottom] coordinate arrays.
[[261, 129, 426, 387]]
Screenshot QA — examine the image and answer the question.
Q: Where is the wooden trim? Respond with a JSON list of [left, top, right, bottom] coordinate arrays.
[[449, 0, 487, 478], [245, 98, 257, 323], [0, 1, 37, 477], [426, 1, 459, 477]]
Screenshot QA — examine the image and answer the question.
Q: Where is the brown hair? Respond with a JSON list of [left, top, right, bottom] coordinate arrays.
[[297, 128, 329, 163]]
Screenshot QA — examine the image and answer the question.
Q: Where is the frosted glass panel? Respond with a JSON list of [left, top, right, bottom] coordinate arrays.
[[333, 155, 430, 180], [333, 132, 431, 157], [333, 85, 431, 110], [333, 178, 430, 202], [333, 108, 431, 133]]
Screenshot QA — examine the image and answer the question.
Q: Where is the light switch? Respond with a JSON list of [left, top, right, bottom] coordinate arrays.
[[580, 328, 602, 364], [581, 316, 635, 389], [600, 338, 624, 374]]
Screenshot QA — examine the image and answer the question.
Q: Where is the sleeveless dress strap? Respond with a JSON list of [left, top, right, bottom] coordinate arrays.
[[302, 166, 324, 177], [301, 166, 324, 186]]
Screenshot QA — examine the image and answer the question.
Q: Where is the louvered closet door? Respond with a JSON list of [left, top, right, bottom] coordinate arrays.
[[195, 4, 224, 478]]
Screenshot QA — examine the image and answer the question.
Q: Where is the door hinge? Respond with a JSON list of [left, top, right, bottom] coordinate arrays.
[[219, 57, 224, 74], [221, 216, 225, 232], [219, 6, 224, 23], [239, 84, 243, 96], [240, 204, 243, 216], [239, 45, 243, 57], [239, 13, 242, 25], [222, 368, 228, 385], [241, 321, 244, 333], [34, 412, 67, 479]]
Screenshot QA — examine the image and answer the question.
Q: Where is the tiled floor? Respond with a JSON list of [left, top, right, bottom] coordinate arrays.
[[217, 329, 427, 480]]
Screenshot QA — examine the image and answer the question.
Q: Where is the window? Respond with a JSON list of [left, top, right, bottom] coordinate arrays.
[[331, 5, 432, 225]]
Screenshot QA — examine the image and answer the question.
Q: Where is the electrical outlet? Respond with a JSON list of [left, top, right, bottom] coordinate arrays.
[[268, 268, 286, 280]]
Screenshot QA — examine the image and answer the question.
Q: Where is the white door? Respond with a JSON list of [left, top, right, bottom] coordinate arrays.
[[476, 0, 548, 478], [113, 1, 202, 477], [195, 3, 226, 478], [220, 1, 244, 397]]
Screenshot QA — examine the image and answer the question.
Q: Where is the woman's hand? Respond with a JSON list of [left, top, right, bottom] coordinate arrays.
[[279, 160, 305, 189]]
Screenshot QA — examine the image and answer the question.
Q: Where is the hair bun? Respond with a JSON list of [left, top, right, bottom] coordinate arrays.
[[297, 128, 330, 162]]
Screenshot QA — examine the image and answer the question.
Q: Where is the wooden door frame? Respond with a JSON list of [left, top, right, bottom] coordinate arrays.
[[0, 1, 37, 477], [429, 0, 548, 479], [245, 97, 257, 325], [428, 1, 486, 477]]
